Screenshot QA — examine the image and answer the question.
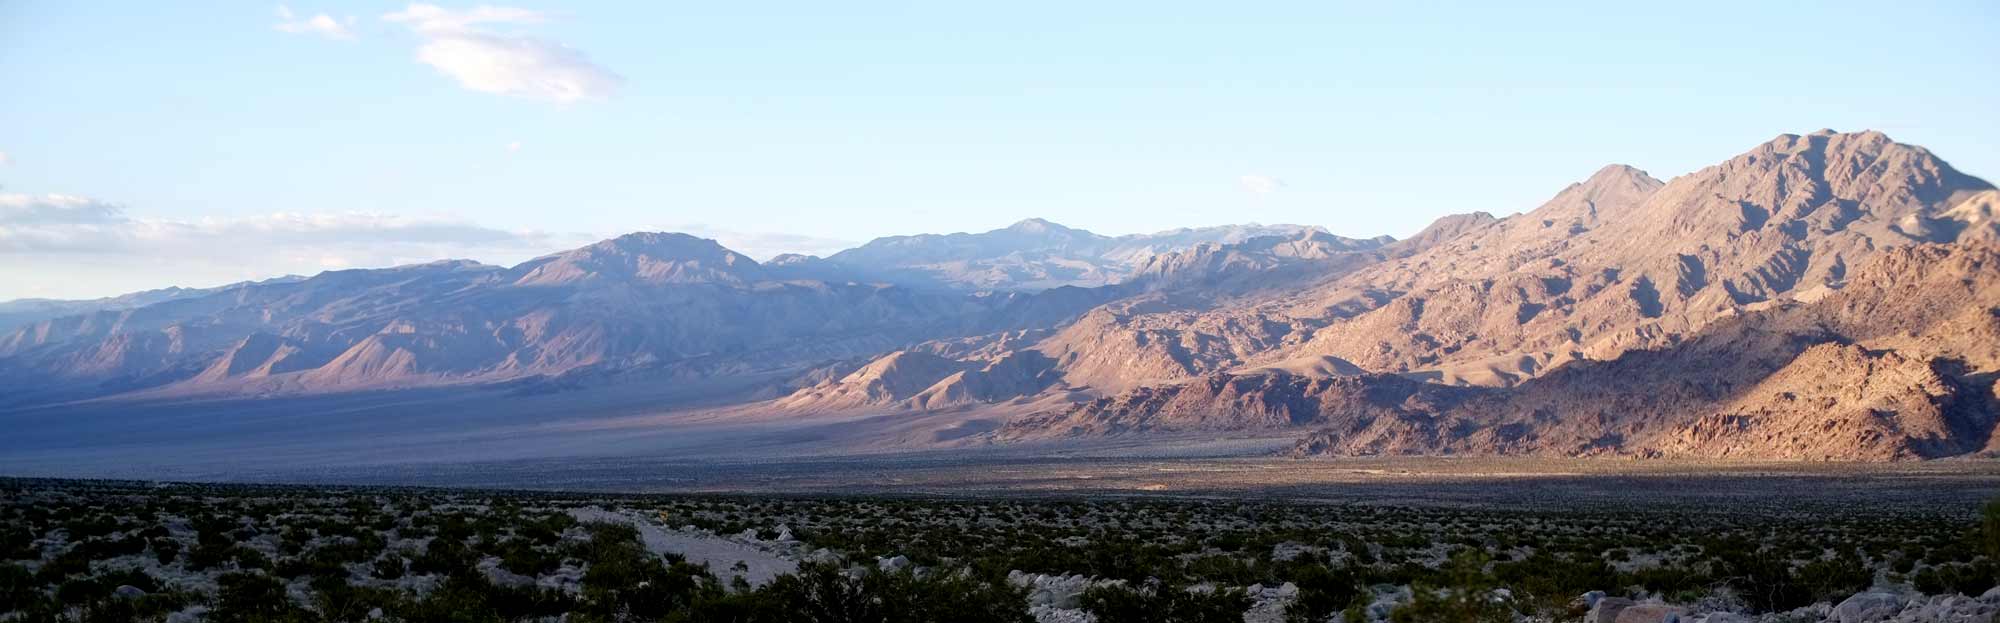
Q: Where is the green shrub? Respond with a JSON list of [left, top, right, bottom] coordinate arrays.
[[1079, 581, 1250, 623], [1284, 564, 1362, 623]]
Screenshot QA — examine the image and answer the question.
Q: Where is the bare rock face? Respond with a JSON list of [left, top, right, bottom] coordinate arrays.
[[1279, 130, 1992, 384], [1278, 243, 2000, 460]]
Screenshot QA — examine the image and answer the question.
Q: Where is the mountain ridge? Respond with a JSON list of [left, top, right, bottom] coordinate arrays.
[[4, 129, 1997, 463]]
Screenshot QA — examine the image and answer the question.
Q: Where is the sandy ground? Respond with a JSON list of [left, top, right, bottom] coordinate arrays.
[[567, 507, 798, 587]]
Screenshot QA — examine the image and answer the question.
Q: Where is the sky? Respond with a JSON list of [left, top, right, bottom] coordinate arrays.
[[1, 1, 1997, 300]]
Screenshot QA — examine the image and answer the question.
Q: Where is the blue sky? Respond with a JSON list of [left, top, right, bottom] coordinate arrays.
[[2, 1, 1997, 299]]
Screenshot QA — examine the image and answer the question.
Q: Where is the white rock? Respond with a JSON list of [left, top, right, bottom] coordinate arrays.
[[1832, 591, 1902, 623], [1588, 596, 1634, 623], [1612, 602, 1684, 623]]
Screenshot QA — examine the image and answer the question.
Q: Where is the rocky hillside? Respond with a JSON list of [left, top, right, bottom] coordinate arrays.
[[984, 131, 2000, 460]]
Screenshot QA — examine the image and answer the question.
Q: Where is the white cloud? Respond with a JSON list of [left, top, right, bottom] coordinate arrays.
[[0, 192, 596, 299], [1239, 175, 1286, 195], [274, 5, 356, 40], [506, 141, 522, 153], [0, 194, 124, 226], [0, 151, 12, 166], [383, 3, 621, 103], [382, 4, 547, 31]]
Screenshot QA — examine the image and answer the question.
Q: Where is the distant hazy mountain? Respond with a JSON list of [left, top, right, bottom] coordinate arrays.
[[0, 276, 305, 333], [821, 218, 1373, 291]]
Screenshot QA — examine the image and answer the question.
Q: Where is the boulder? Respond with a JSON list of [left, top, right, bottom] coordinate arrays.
[[876, 554, 911, 571], [1588, 597, 1635, 623], [1898, 591, 1999, 622], [113, 585, 148, 598], [1830, 591, 1901, 623], [1613, 603, 1686, 623]]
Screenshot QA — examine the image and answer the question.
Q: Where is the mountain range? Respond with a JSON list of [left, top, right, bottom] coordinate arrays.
[[3, 129, 1997, 462]]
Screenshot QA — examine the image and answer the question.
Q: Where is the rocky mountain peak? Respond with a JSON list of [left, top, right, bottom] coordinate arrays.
[[512, 232, 765, 286], [1581, 164, 1663, 191], [1003, 218, 1079, 236]]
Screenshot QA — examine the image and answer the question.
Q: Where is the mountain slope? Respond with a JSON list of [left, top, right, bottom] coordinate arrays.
[[1275, 130, 1992, 384], [0, 233, 1107, 406], [1006, 242, 2000, 460]]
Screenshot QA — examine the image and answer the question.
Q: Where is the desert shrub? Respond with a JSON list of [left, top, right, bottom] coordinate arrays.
[[1079, 581, 1250, 623], [1284, 564, 1362, 623], [150, 537, 180, 565], [0, 527, 38, 561], [210, 571, 312, 623], [494, 537, 559, 576], [1794, 552, 1870, 604], [1389, 551, 1514, 623], [864, 567, 1034, 623], [1495, 551, 1615, 613], [759, 561, 882, 623], [373, 553, 408, 580], [411, 536, 477, 576], [0, 563, 44, 614], [1983, 497, 2000, 560], [569, 522, 714, 621], [1914, 561, 2000, 597], [1707, 541, 1811, 613]]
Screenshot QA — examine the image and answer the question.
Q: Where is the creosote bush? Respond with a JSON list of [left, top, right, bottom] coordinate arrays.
[[1, 480, 1995, 622]]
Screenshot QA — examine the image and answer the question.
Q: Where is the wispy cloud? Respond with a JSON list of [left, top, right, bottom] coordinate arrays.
[[0, 192, 595, 299], [383, 3, 622, 103], [0, 151, 12, 167], [1239, 175, 1286, 195], [274, 5, 356, 40]]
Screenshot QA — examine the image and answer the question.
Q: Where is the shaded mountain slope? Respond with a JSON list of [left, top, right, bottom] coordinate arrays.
[[1006, 243, 2000, 460]]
